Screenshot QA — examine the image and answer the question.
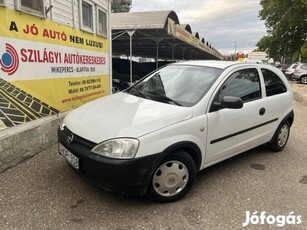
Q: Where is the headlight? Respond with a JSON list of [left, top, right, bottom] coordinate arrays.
[[91, 138, 139, 159]]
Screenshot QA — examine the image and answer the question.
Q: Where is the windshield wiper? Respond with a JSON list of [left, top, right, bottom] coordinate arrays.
[[128, 87, 150, 99], [147, 91, 182, 106]]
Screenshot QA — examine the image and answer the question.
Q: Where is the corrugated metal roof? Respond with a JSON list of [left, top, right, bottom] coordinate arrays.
[[111, 11, 223, 60], [193, 32, 200, 39], [111, 11, 180, 30], [180, 24, 192, 34]]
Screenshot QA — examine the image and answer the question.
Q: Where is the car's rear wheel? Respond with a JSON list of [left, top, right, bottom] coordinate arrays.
[[267, 120, 290, 152], [148, 150, 196, 202], [300, 76, 307, 84]]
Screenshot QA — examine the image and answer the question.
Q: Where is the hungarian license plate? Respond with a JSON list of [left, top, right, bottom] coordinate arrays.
[[59, 143, 79, 170]]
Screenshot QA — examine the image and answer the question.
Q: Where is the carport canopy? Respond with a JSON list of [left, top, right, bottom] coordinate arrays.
[[111, 11, 223, 61]]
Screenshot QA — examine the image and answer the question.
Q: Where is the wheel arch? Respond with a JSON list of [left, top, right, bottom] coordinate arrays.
[[269, 110, 294, 144], [285, 110, 294, 127], [161, 141, 202, 171]]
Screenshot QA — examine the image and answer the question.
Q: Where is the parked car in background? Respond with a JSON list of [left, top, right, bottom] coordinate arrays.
[[58, 61, 294, 202], [280, 64, 291, 74], [112, 59, 174, 93], [112, 58, 151, 93], [292, 63, 307, 84], [285, 63, 300, 79]]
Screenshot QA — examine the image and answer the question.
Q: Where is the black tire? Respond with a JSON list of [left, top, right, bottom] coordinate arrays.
[[300, 76, 307, 84], [148, 150, 196, 203], [267, 120, 290, 152], [290, 74, 295, 81], [112, 83, 122, 93]]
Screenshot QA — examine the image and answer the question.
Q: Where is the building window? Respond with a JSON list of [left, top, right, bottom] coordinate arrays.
[[81, 0, 94, 32], [97, 7, 107, 37], [16, 0, 45, 17]]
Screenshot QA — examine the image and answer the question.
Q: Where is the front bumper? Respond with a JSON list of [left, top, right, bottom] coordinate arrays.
[[58, 127, 161, 196]]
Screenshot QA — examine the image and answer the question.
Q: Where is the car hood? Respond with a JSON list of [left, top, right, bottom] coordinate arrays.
[[64, 92, 193, 143]]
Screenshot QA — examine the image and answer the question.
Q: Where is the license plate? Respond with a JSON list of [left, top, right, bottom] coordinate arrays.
[[59, 143, 79, 170]]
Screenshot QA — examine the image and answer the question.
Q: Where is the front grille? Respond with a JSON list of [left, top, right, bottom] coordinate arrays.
[[63, 126, 96, 148], [76, 168, 115, 191]]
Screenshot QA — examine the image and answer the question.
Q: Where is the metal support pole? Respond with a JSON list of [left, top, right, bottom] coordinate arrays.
[[127, 30, 135, 84], [156, 41, 159, 69], [155, 39, 163, 69], [171, 43, 177, 62], [172, 45, 175, 61], [234, 41, 237, 61]]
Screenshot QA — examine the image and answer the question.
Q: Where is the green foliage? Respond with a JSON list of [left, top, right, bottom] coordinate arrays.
[[300, 41, 307, 62], [258, 0, 307, 62], [112, 1, 132, 13]]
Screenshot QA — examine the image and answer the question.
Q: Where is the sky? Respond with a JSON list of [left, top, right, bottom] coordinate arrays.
[[130, 0, 267, 55]]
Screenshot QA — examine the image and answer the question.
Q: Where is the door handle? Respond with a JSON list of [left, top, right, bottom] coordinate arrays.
[[259, 108, 266, 116]]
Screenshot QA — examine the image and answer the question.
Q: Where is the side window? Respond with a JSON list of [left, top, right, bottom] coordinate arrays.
[[16, 0, 45, 17], [220, 68, 261, 102], [210, 68, 261, 112], [80, 0, 94, 32], [261, 68, 287, 97], [0, 0, 5, 7]]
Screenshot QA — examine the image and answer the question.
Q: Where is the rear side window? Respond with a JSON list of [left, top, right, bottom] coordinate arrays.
[[292, 64, 298, 69], [301, 64, 307, 70], [261, 68, 287, 97], [220, 68, 261, 103]]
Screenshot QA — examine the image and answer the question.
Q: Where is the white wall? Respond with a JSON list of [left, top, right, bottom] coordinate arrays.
[[3, 0, 110, 34]]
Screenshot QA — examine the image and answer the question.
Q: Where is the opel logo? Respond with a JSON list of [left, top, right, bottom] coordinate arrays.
[[67, 134, 74, 144]]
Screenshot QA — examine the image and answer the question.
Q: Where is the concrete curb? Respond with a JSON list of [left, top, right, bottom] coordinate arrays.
[[0, 113, 67, 173]]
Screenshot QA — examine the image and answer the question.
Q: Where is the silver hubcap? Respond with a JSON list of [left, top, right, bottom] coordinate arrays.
[[301, 77, 307, 84], [152, 160, 189, 197], [278, 124, 289, 147]]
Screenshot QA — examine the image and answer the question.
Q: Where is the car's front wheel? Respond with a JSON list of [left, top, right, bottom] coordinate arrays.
[[148, 150, 196, 202], [267, 120, 290, 152], [300, 76, 307, 84]]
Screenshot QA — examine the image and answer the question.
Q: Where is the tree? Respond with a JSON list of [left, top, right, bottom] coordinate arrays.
[[112, 0, 132, 13], [300, 41, 307, 62], [257, 0, 307, 62]]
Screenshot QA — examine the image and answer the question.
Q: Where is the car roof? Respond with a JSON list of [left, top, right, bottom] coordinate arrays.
[[172, 60, 247, 69]]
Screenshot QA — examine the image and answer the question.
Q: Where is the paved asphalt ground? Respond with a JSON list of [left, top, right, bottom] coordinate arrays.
[[0, 83, 306, 230]]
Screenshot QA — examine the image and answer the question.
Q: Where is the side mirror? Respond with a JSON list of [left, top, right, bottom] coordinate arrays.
[[222, 96, 243, 109]]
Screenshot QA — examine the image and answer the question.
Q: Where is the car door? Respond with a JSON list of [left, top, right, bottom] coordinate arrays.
[[260, 67, 292, 141], [205, 67, 268, 164]]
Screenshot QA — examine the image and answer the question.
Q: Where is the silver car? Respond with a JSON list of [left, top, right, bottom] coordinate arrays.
[[292, 63, 307, 84], [285, 63, 299, 79]]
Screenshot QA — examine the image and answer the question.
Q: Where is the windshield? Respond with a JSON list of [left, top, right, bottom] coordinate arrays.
[[126, 65, 222, 107]]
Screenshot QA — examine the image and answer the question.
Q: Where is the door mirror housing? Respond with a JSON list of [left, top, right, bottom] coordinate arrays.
[[222, 96, 243, 109]]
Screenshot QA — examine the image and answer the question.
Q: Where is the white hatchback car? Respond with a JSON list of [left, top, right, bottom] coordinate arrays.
[[58, 61, 294, 202]]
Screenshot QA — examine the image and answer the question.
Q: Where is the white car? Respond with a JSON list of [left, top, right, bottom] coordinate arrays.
[[58, 61, 294, 202]]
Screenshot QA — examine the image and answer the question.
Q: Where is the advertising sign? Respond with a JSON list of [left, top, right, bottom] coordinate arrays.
[[0, 8, 110, 130]]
